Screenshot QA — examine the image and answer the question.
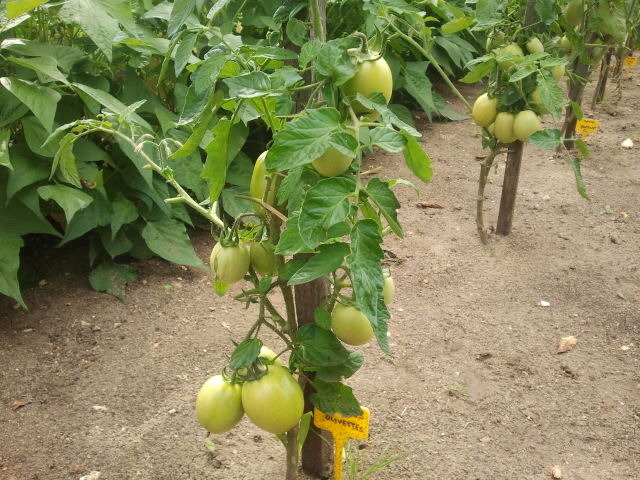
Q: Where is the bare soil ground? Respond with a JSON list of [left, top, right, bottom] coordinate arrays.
[[1, 66, 639, 480]]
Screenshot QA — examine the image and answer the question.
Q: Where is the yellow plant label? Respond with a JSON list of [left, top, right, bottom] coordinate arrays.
[[623, 56, 638, 67], [314, 407, 370, 480], [576, 118, 599, 139]]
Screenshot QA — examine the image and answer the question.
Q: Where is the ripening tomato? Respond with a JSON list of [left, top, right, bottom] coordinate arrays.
[[331, 303, 374, 346], [241, 365, 304, 434], [513, 110, 541, 142], [498, 43, 524, 71], [551, 65, 565, 81], [472, 93, 498, 127], [383, 275, 395, 305], [563, 0, 583, 27], [211, 243, 250, 284], [559, 36, 572, 55], [250, 151, 276, 214], [526, 37, 544, 54], [341, 54, 393, 113], [195, 375, 244, 434], [494, 112, 518, 144], [250, 241, 276, 275], [312, 147, 354, 177]]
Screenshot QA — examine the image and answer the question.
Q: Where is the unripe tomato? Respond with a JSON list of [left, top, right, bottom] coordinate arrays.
[[498, 43, 524, 71], [526, 37, 544, 54], [383, 275, 395, 305], [312, 147, 354, 177], [513, 110, 541, 142], [241, 365, 304, 434], [196, 375, 244, 434], [563, 0, 583, 27], [485, 32, 505, 52], [341, 54, 393, 113], [250, 151, 276, 214], [559, 36, 572, 54], [529, 87, 549, 115], [550, 65, 565, 81], [472, 93, 498, 127], [494, 112, 518, 144], [211, 243, 250, 284], [250, 241, 276, 275], [331, 303, 374, 346]]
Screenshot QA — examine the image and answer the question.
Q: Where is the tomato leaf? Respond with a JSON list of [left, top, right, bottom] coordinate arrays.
[[0, 129, 12, 170], [298, 177, 356, 249], [441, 17, 475, 34], [529, 129, 562, 149], [37, 184, 93, 223], [315, 351, 364, 381], [315, 38, 358, 86], [275, 216, 315, 256], [571, 157, 590, 201], [356, 93, 421, 137], [287, 243, 350, 286], [537, 72, 564, 118], [88, 260, 137, 302], [400, 131, 433, 184], [265, 108, 345, 172], [296, 324, 350, 367], [347, 219, 390, 354], [229, 339, 263, 370], [366, 127, 406, 153], [459, 59, 495, 83], [310, 380, 362, 417], [314, 308, 332, 330], [364, 178, 403, 237]]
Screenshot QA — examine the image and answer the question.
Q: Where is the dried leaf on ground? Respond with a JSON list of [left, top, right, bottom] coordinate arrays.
[[11, 400, 31, 410], [557, 336, 577, 353], [416, 202, 444, 209]]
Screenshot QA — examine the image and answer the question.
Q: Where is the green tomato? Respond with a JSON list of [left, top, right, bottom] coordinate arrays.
[[498, 43, 524, 71], [472, 93, 498, 127], [383, 275, 395, 305], [529, 86, 549, 115], [196, 375, 244, 434], [211, 243, 250, 284], [563, 0, 583, 27], [559, 36, 572, 55], [551, 65, 565, 81], [494, 112, 518, 144], [312, 147, 354, 177], [241, 365, 304, 434], [250, 241, 276, 275], [526, 37, 544, 54], [513, 110, 541, 142], [342, 54, 393, 113], [250, 151, 276, 214], [331, 303, 374, 346]]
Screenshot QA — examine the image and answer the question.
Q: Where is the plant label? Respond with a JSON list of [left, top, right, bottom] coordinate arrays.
[[576, 118, 599, 139], [623, 56, 638, 67], [314, 407, 370, 480]]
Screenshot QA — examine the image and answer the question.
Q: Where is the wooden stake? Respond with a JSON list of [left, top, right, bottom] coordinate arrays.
[[496, 141, 523, 235]]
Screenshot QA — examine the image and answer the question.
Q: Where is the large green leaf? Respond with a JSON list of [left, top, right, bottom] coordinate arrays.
[[59, 0, 120, 61], [5, 147, 49, 202], [141, 220, 205, 268], [0, 234, 25, 307], [21, 116, 58, 157], [265, 108, 348, 171], [109, 193, 138, 238], [298, 177, 356, 249], [224, 71, 272, 99], [287, 242, 350, 286], [275, 215, 314, 256], [537, 73, 564, 119], [296, 324, 351, 367], [400, 131, 433, 184], [6, 56, 69, 84], [168, 0, 195, 36], [310, 380, 361, 417], [37, 184, 93, 223], [60, 189, 112, 244], [202, 118, 231, 202], [0, 77, 60, 132], [1, 39, 86, 71], [365, 178, 403, 237], [315, 37, 358, 86], [72, 83, 151, 129], [347, 219, 389, 353], [0, 88, 29, 128]]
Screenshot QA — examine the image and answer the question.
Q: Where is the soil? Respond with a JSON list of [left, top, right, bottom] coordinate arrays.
[[1, 64, 639, 480]]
